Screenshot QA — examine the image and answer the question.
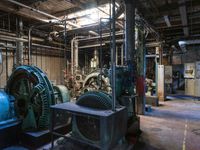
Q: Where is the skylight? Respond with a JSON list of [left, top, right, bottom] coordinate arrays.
[[67, 3, 118, 26]]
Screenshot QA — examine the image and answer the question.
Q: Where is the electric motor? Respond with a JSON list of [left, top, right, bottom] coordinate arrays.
[[0, 91, 15, 122]]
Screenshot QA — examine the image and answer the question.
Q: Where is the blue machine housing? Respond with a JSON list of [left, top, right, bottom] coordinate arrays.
[[0, 91, 15, 122]]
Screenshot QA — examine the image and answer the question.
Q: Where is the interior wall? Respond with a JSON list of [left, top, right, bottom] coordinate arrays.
[[0, 52, 14, 89], [173, 48, 200, 65], [0, 52, 65, 89]]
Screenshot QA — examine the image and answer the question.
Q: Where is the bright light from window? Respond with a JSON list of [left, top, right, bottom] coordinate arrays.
[[66, 3, 117, 26]]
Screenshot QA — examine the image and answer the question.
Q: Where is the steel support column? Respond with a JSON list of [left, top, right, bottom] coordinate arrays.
[[111, 0, 116, 111], [124, 0, 135, 62], [136, 26, 145, 115], [124, 0, 139, 114]]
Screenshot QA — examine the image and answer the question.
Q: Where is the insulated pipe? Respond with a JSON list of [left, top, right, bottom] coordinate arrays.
[[94, 48, 99, 68], [116, 46, 118, 65], [111, 0, 116, 111], [71, 39, 74, 76], [0, 35, 66, 51], [71, 36, 85, 76], [74, 40, 78, 73], [28, 26, 33, 65], [121, 44, 124, 65]]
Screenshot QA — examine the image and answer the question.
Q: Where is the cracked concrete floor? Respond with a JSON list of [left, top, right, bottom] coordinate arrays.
[[135, 97, 200, 150]]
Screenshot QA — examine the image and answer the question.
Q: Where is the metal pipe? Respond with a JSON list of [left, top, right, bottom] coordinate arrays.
[[70, 36, 85, 76], [6, 0, 98, 36], [0, 49, 3, 77], [16, 17, 23, 66], [99, 18, 103, 89], [78, 43, 106, 49], [64, 19, 67, 71], [28, 26, 33, 65], [146, 54, 168, 58], [0, 34, 67, 51], [74, 40, 78, 73], [77, 31, 123, 42], [121, 44, 124, 65], [94, 48, 99, 68], [5, 42, 8, 81], [116, 46, 118, 65], [111, 0, 116, 111], [71, 39, 74, 76], [7, 0, 76, 28]]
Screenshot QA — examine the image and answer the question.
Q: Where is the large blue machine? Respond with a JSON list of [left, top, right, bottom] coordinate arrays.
[[0, 65, 70, 148]]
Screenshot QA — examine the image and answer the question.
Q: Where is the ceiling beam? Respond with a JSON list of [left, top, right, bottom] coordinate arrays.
[[53, 0, 110, 17], [3, 0, 99, 36]]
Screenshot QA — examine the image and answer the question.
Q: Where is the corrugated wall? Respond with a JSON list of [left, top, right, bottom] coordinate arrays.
[[0, 52, 65, 88]]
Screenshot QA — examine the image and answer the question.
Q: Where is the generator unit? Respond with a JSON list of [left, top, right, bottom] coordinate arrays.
[[0, 65, 70, 148]]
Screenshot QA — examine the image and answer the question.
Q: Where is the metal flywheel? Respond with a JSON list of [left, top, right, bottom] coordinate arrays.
[[6, 65, 55, 130]]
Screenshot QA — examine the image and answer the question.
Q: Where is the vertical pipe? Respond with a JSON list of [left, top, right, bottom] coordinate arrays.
[[116, 46, 118, 66], [121, 44, 124, 65], [28, 27, 33, 65], [64, 19, 67, 70], [16, 17, 23, 66], [71, 39, 74, 76], [74, 40, 78, 74], [8, 14, 10, 32], [155, 47, 159, 96], [99, 18, 104, 89], [111, 0, 116, 111], [94, 48, 99, 68], [99, 19, 103, 72], [6, 42, 8, 81], [159, 45, 163, 65]]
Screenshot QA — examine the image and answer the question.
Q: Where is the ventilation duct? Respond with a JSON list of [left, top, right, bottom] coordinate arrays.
[[178, 40, 200, 53]]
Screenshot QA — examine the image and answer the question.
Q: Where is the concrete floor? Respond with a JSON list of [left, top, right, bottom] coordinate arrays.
[[4, 97, 200, 150], [135, 97, 200, 150]]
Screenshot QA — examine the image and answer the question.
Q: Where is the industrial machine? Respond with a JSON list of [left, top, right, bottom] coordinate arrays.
[[71, 91, 127, 149], [0, 91, 15, 123], [6, 65, 56, 130], [0, 65, 70, 148], [83, 69, 111, 93], [50, 1, 143, 149]]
